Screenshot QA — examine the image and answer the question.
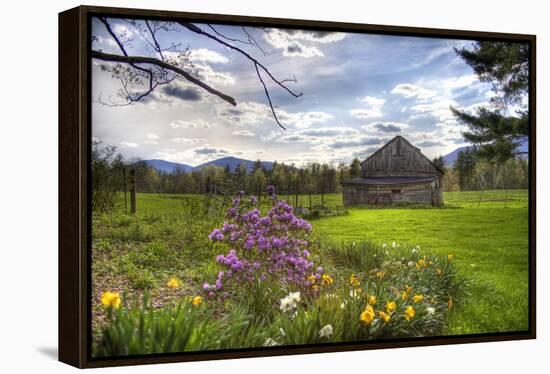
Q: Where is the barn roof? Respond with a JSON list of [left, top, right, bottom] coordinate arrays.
[[361, 135, 445, 175], [341, 176, 437, 186]]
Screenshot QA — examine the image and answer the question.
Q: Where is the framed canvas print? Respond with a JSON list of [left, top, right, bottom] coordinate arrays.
[[58, 5, 536, 368]]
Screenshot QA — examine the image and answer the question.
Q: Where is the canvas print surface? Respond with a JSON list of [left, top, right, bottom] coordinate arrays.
[[90, 15, 530, 357]]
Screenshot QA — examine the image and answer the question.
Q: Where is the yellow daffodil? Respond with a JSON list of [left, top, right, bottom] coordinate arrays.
[[368, 295, 377, 305], [376, 271, 386, 279], [349, 274, 360, 287], [360, 304, 375, 325], [378, 310, 391, 323], [321, 274, 333, 285], [166, 277, 181, 289], [448, 254, 454, 261], [401, 291, 409, 301], [448, 297, 454, 310], [386, 301, 396, 314], [191, 295, 203, 306], [404, 305, 416, 321], [417, 259, 426, 268], [307, 275, 317, 284], [101, 291, 121, 309], [436, 268, 443, 275], [406, 285, 413, 294], [413, 294, 424, 303]]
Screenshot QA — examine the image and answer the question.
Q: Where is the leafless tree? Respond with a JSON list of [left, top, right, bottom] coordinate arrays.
[[92, 17, 303, 129]]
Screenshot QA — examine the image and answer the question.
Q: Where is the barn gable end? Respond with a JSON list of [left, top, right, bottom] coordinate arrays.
[[361, 136, 443, 178], [342, 136, 444, 206]]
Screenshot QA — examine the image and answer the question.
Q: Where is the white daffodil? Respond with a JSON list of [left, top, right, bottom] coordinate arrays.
[[426, 307, 435, 316], [392, 241, 397, 248], [407, 261, 415, 267], [319, 324, 334, 339], [280, 291, 301, 312]]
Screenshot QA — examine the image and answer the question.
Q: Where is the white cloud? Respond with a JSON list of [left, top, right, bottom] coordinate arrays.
[[169, 119, 211, 129], [190, 48, 229, 64], [147, 133, 159, 140], [363, 122, 409, 134], [441, 74, 478, 91], [119, 141, 138, 148], [410, 98, 458, 122], [350, 108, 382, 119], [112, 23, 133, 38], [172, 137, 200, 144], [195, 64, 236, 86], [350, 96, 385, 119], [263, 28, 345, 58], [232, 130, 256, 137], [266, 127, 365, 150], [280, 111, 334, 129], [391, 83, 437, 100], [359, 96, 386, 107], [217, 101, 332, 129]]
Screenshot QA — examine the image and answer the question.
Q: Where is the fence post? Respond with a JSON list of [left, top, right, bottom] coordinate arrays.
[[129, 168, 136, 214], [123, 168, 127, 212]]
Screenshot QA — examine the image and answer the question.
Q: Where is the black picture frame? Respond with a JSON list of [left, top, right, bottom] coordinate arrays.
[[59, 5, 536, 368]]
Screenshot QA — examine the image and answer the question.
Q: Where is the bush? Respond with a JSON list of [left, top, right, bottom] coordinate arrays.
[[202, 187, 318, 300]]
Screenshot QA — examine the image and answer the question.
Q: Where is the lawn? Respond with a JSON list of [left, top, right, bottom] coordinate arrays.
[[91, 189, 529, 342]]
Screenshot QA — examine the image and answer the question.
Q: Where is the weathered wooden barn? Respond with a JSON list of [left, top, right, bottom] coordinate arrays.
[[341, 136, 444, 206]]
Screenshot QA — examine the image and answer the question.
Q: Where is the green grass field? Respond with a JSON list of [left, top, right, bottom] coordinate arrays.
[[314, 189, 529, 334], [92, 189, 529, 337]]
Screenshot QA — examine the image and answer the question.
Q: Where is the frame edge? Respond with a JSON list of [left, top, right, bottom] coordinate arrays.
[[59, 5, 86, 369]]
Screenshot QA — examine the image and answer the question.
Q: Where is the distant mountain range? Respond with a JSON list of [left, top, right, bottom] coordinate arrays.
[[138, 156, 274, 173], [196, 157, 274, 172], [140, 159, 194, 173], [441, 138, 529, 166]]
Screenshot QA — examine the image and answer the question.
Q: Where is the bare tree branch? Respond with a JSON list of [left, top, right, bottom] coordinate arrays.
[[178, 22, 302, 98], [241, 26, 268, 56], [93, 19, 303, 128], [206, 24, 254, 47], [98, 17, 157, 92], [145, 20, 165, 60], [91, 51, 237, 106], [254, 63, 286, 130]]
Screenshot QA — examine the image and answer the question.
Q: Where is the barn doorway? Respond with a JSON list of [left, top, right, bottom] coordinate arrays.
[[391, 189, 402, 203]]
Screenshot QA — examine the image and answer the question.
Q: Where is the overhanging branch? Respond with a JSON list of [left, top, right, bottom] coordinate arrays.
[[91, 50, 237, 106]]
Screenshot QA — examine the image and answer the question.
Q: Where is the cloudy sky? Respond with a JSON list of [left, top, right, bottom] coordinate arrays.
[[91, 17, 499, 167]]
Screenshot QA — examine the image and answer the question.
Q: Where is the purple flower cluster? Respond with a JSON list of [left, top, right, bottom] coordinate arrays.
[[204, 186, 315, 294]]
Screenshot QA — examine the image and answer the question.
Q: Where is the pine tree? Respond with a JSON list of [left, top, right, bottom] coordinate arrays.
[[451, 41, 529, 163]]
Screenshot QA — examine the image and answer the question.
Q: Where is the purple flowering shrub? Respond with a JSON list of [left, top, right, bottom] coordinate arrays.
[[203, 186, 325, 297]]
